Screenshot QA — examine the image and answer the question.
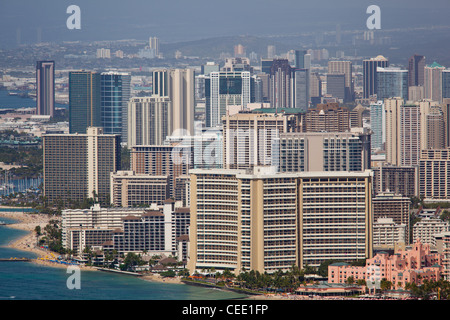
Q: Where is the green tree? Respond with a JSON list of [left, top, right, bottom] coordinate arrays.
[[121, 252, 144, 271], [380, 278, 392, 292]]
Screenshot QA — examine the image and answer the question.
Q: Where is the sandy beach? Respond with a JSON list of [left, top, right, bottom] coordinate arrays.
[[0, 208, 186, 282], [0, 208, 82, 270]]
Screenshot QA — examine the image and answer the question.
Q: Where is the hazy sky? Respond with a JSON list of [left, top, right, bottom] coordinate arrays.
[[0, 0, 449, 46]]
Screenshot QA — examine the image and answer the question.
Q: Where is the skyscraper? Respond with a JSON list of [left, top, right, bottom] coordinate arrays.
[[101, 72, 131, 139], [373, 192, 411, 244], [69, 71, 101, 134], [222, 112, 292, 170], [270, 59, 293, 110], [267, 45, 276, 59], [326, 73, 346, 102], [205, 71, 251, 128], [130, 145, 191, 199], [303, 103, 350, 133], [328, 60, 353, 102], [43, 127, 121, 205], [127, 96, 170, 146], [36, 61, 55, 117], [400, 103, 421, 167], [295, 50, 307, 69], [408, 54, 426, 87], [426, 105, 445, 150], [279, 129, 371, 172], [363, 55, 389, 99], [370, 101, 384, 151], [188, 168, 373, 273], [419, 149, 450, 200], [385, 97, 403, 166], [149, 37, 159, 56], [424, 62, 445, 103], [442, 69, 450, 100], [376, 67, 408, 101], [293, 68, 309, 111], [167, 68, 195, 136]]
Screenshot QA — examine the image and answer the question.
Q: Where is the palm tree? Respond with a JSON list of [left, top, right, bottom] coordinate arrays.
[[346, 276, 355, 285], [380, 278, 392, 292]]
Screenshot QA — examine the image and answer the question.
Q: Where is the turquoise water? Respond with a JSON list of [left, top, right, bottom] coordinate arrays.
[[0, 217, 248, 300]]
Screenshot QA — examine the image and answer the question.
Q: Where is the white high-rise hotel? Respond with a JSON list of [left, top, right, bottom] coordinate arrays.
[[188, 167, 373, 275]]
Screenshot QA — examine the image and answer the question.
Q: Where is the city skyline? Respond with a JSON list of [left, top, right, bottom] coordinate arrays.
[[3, 0, 450, 305]]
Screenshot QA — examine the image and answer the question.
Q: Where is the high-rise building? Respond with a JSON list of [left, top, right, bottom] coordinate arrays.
[[326, 73, 346, 102], [261, 59, 273, 75], [298, 171, 373, 268], [424, 62, 445, 103], [101, 72, 131, 139], [376, 67, 408, 101], [279, 129, 371, 173], [110, 170, 169, 207], [222, 112, 292, 170], [149, 37, 159, 56], [370, 101, 384, 151], [130, 144, 192, 199], [363, 55, 389, 99], [385, 97, 403, 166], [294, 50, 310, 70], [309, 72, 322, 106], [267, 45, 276, 59], [269, 59, 293, 110], [96, 48, 111, 59], [303, 103, 350, 132], [152, 68, 195, 136], [188, 167, 373, 274], [201, 62, 220, 75], [328, 60, 353, 102], [400, 103, 421, 166], [372, 165, 418, 198], [442, 98, 450, 148], [127, 96, 170, 146], [293, 68, 309, 111], [419, 148, 450, 200], [205, 71, 251, 128], [234, 44, 246, 58], [417, 99, 441, 151], [442, 69, 450, 100], [426, 105, 445, 150], [62, 201, 189, 257], [373, 218, 407, 248], [408, 54, 426, 87], [69, 71, 101, 134], [409, 85, 424, 102], [373, 192, 411, 244], [43, 127, 121, 205], [167, 68, 195, 136], [36, 61, 55, 117]]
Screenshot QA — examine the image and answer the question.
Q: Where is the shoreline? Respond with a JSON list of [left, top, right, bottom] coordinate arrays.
[[0, 209, 191, 285], [0, 208, 279, 299]]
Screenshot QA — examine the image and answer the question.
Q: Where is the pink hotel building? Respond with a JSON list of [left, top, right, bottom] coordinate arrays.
[[328, 240, 442, 290]]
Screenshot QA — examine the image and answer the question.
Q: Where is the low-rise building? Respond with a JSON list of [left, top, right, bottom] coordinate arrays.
[[328, 240, 442, 290]]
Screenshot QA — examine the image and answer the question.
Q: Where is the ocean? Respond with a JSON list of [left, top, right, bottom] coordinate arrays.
[[0, 90, 67, 109], [0, 216, 248, 300], [0, 92, 248, 301]]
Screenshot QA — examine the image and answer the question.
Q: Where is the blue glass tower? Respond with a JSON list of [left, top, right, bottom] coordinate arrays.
[[376, 67, 408, 101], [101, 72, 131, 140]]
